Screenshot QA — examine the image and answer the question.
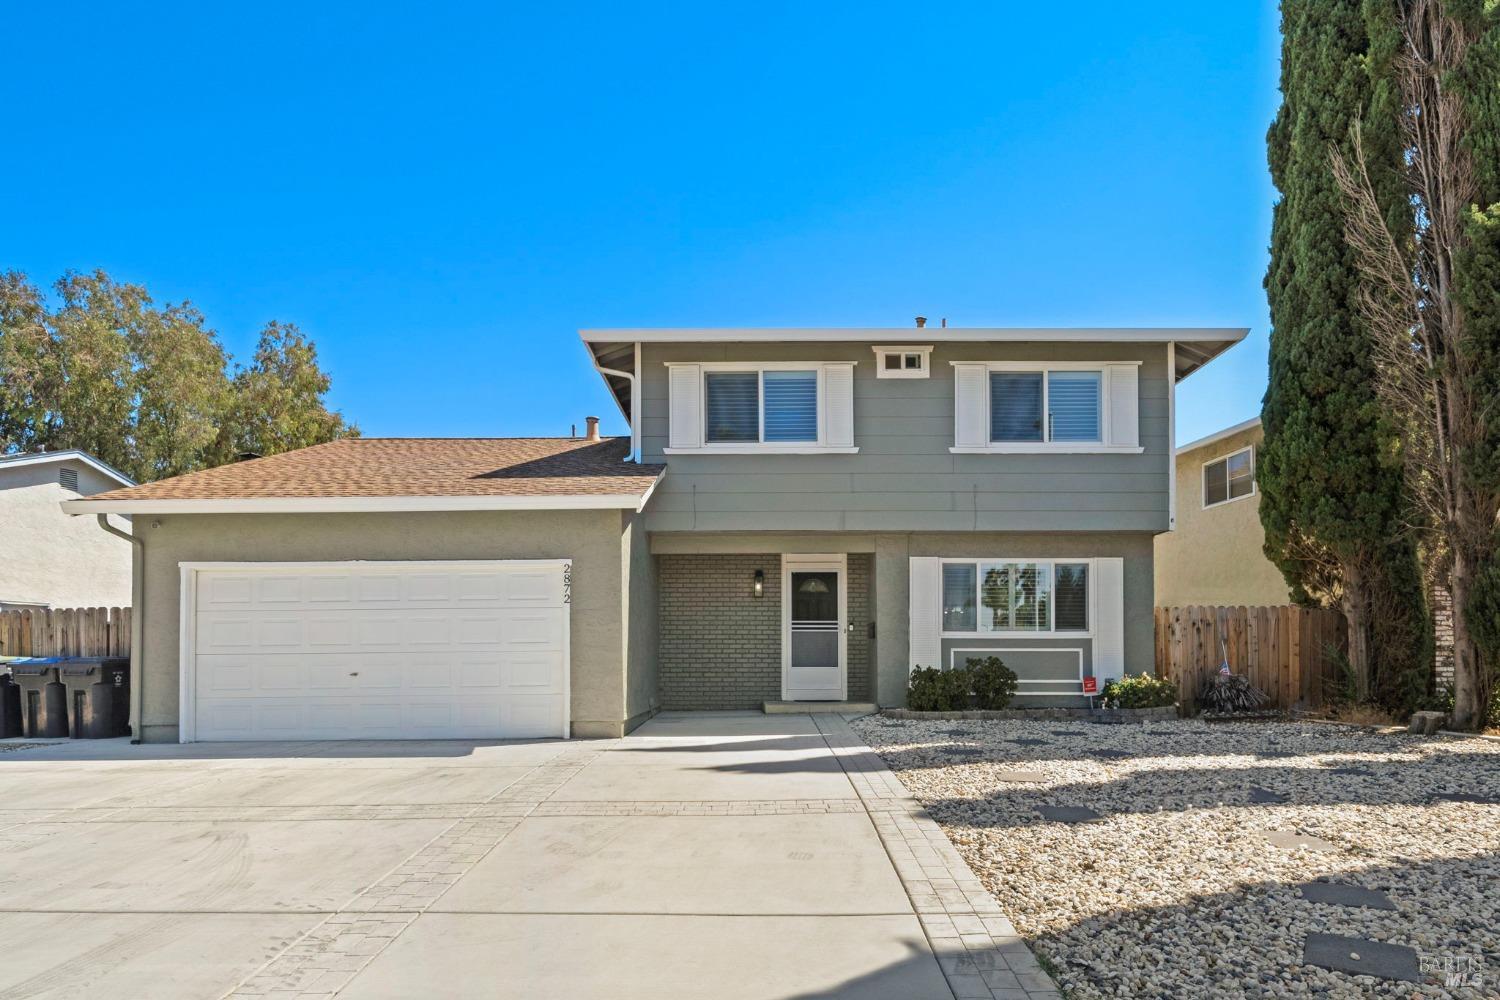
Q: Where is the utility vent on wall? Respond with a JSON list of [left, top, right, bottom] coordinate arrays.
[[58, 467, 79, 492]]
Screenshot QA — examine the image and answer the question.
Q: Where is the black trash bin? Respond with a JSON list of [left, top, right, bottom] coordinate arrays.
[[9, 659, 69, 738], [58, 658, 130, 738], [0, 671, 22, 738]]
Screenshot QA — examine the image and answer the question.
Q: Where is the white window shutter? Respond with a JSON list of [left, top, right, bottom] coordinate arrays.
[[953, 364, 987, 448], [908, 557, 942, 673], [668, 364, 702, 449], [1106, 364, 1139, 448], [1094, 557, 1126, 683], [822, 363, 855, 448]]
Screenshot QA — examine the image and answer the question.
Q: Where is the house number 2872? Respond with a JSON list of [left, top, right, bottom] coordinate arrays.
[[562, 564, 572, 604]]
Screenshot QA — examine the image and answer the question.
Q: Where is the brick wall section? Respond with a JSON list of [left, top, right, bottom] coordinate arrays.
[[657, 553, 874, 710], [659, 554, 783, 710], [1433, 583, 1455, 686]]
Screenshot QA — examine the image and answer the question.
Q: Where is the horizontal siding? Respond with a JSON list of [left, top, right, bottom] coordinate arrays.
[[640, 341, 1171, 534]]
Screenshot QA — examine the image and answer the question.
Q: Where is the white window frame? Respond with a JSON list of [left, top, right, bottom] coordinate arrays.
[[1201, 444, 1255, 509], [937, 557, 1093, 638], [873, 345, 933, 379], [665, 361, 859, 455], [950, 360, 1143, 454]]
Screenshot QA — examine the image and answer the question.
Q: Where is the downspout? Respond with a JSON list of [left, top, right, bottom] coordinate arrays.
[[1166, 341, 1177, 531], [95, 514, 145, 743], [592, 341, 641, 462]]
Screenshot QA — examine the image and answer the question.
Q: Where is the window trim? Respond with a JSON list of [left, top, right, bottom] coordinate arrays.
[[949, 361, 1144, 454], [936, 557, 1094, 638], [873, 345, 933, 379], [1201, 444, 1255, 510], [663, 361, 861, 455]]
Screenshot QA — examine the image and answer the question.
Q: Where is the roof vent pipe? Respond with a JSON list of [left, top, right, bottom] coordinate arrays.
[[915, 316, 927, 328], [585, 416, 601, 441]]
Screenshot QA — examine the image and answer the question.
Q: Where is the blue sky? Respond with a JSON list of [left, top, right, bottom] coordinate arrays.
[[3, 1, 1281, 444]]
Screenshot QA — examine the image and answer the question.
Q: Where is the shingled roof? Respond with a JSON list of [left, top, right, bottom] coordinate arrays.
[[66, 437, 665, 512]]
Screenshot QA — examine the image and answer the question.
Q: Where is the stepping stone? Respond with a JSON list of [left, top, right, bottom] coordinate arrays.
[[1299, 881, 1396, 911], [940, 746, 985, 758], [1303, 933, 1420, 982], [1037, 805, 1102, 824], [1049, 730, 1087, 736], [1263, 830, 1338, 853], [1091, 749, 1133, 760], [1248, 786, 1288, 804], [1430, 791, 1500, 804], [1007, 738, 1050, 746], [993, 770, 1046, 783]]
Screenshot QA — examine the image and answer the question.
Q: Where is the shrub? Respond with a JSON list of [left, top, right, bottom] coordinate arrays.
[[1198, 671, 1270, 714], [1426, 682, 1500, 729], [1100, 673, 1178, 710], [966, 655, 1019, 710], [907, 665, 971, 711]]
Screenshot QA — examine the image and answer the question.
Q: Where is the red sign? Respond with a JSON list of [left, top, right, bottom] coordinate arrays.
[[1081, 677, 1098, 695]]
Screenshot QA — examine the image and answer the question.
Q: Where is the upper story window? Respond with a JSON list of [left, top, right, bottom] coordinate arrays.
[[705, 370, 818, 443], [667, 362, 857, 454], [873, 345, 933, 379], [952, 361, 1141, 454], [1203, 445, 1254, 508]]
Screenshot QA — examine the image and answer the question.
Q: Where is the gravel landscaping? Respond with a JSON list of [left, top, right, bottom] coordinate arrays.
[[853, 716, 1500, 999]]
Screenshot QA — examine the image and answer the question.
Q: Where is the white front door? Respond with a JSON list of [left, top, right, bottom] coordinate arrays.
[[181, 560, 570, 742], [782, 554, 847, 701]]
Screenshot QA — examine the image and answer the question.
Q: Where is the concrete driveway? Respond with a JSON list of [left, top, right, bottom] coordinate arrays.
[[0, 713, 1057, 1000]]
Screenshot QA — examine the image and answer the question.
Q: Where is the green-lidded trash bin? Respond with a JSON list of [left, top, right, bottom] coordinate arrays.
[[58, 658, 130, 738], [9, 658, 68, 738]]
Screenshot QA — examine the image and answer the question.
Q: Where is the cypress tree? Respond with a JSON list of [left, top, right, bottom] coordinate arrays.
[[1262, 0, 1426, 702]]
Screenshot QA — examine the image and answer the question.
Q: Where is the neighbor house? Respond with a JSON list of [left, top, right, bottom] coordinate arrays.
[[1, 450, 135, 610], [63, 326, 1244, 742], [1153, 417, 1291, 608]]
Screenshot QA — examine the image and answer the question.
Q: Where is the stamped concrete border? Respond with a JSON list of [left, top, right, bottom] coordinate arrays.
[[813, 715, 1063, 1000]]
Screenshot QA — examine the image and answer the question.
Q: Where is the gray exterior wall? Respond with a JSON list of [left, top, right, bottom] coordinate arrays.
[[133, 509, 635, 742], [656, 551, 874, 709], [638, 340, 1171, 534], [649, 531, 1152, 710], [621, 511, 659, 728], [0, 462, 132, 609], [873, 532, 1154, 707]]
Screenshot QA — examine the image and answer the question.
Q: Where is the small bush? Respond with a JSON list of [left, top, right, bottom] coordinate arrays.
[[1100, 673, 1177, 709], [1199, 671, 1270, 714], [1426, 682, 1500, 729], [907, 665, 972, 711], [966, 655, 1019, 710]]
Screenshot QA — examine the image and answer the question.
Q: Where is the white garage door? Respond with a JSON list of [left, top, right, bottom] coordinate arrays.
[[181, 560, 570, 742]]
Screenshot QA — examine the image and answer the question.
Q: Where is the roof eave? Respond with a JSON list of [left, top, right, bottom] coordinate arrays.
[[0, 450, 136, 488], [60, 473, 667, 517]]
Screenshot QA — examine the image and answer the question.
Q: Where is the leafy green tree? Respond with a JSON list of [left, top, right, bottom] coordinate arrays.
[[224, 321, 357, 459], [1330, 0, 1500, 728], [1262, 0, 1426, 703], [0, 269, 355, 482]]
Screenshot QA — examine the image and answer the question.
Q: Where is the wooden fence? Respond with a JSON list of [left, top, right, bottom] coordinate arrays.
[[0, 607, 131, 658], [1154, 605, 1347, 714]]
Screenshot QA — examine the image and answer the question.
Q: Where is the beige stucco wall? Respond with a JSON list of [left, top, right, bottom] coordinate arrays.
[[133, 509, 632, 742], [1154, 424, 1291, 608], [0, 463, 132, 609]]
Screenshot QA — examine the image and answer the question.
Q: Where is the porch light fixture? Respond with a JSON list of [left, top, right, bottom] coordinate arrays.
[[753, 569, 764, 598]]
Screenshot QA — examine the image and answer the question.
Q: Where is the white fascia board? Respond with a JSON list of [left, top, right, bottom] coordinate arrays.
[[61, 487, 663, 517], [1176, 416, 1262, 455], [581, 327, 1249, 345], [0, 450, 136, 487]]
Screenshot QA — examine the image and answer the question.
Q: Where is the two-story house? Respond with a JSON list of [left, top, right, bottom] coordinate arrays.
[[64, 326, 1243, 742]]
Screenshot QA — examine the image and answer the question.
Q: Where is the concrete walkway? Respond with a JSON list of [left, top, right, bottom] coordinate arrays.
[[0, 714, 1058, 999]]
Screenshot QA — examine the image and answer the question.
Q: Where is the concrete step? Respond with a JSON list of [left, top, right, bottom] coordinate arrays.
[[763, 701, 878, 715]]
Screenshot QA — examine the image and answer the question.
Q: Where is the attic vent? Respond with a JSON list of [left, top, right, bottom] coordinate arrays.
[[58, 467, 79, 492]]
